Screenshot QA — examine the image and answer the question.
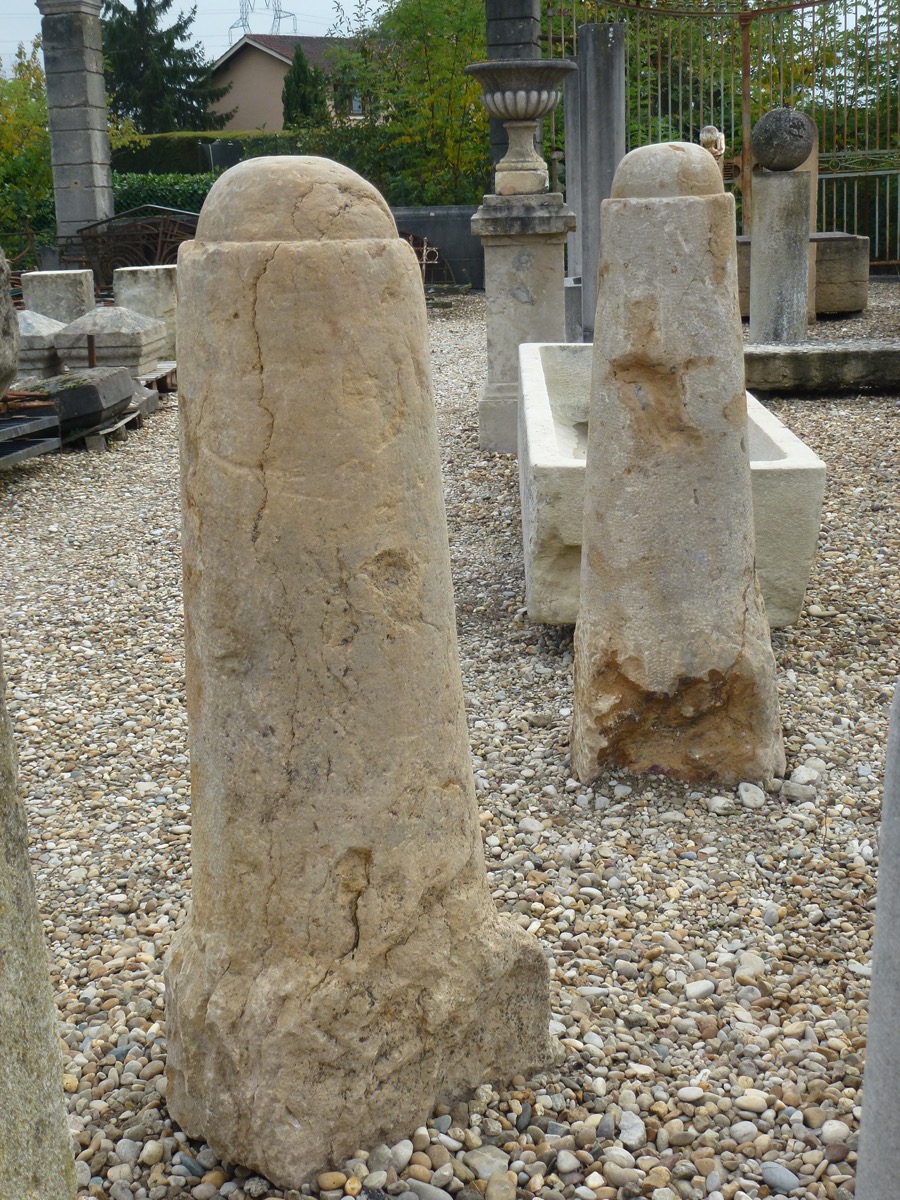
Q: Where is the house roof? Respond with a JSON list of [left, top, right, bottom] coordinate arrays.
[[211, 34, 353, 74]]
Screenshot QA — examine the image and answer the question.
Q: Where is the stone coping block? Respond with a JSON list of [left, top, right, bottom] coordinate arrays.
[[17, 309, 66, 348], [745, 339, 900, 391], [113, 266, 177, 358], [737, 232, 869, 316], [21, 268, 95, 325], [518, 341, 826, 628], [55, 305, 166, 374]]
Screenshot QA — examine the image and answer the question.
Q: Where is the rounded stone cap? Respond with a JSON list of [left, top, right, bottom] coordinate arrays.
[[196, 156, 397, 243], [751, 108, 817, 171], [611, 142, 724, 199]]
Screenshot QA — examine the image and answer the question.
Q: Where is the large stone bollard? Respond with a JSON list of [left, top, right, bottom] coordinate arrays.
[[572, 143, 785, 785], [855, 684, 900, 1200], [0, 642, 77, 1199], [165, 156, 551, 1188], [1, 250, 19, 396]]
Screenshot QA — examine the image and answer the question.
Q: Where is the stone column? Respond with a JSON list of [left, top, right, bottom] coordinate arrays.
[[114, 266, 178, 358], [578, 22, 626, 341], [748, 171, 811, 344], [0, 640, 77, 1200], [748, 107, 816, 344], [36, 0, 114, 241], [165, 156, 551, 1189], [856, 685, 900, 1200], [21, 268, 95, 324], [472, 193, 575, 452], [572, 142, 785, 786]]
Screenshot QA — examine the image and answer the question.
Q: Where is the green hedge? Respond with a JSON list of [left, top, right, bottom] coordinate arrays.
[[112, 171, 218, 213], [112, 130, 308, 175]]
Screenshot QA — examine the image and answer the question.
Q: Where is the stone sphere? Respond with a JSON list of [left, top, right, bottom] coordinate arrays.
[[196, 156, 397, 243], [751, 109, 816, 171], [611, 142, 724, 200]]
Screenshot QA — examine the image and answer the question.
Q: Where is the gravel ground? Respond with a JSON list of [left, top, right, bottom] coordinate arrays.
[[1, 283, 898, 1200]]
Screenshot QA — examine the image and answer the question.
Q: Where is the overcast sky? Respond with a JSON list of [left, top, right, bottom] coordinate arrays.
[[0, 0, 347, 68]]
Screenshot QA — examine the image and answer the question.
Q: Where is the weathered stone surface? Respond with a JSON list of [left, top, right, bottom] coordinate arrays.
[[16, 309, 65, 378], [21, 268, 95, 324], [736, 232, 869, 317], [113, 266, 178, 358], [572, 143, 785, 785], [0, 642, 77, 1199], [0, 250, 19, 397], [751, 107, 817, 172], [749, 170, 811, 345], [165, 156, 552, 1188], [55, 305, 166, 373], [857, 696, 900, 1200], [471, 192, 575, 452]]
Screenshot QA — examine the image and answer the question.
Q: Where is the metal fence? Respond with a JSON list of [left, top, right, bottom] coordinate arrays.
[[544, 0, 900, 267]]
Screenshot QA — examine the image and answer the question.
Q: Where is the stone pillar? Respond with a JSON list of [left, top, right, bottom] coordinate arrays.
[[165, 156, 551, 1189], [485, 0, 541, 168], [21, 268, 95, 324], [114, 266, 178, 358], [472, 193, 575, 452], [36, 0, 114, 241], [578, 22, 626, 341], [748, 172, 810, 344], [748, 107, 816, 344], [564, 69, 582, 281], [856, 685, 900, 1200], [572, 142, 785, 786], [0, 642, 77, 1200]]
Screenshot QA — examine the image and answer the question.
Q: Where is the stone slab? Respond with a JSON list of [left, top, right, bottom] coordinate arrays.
[[519, 341, 825, 629], [744, 339, 900, 391]]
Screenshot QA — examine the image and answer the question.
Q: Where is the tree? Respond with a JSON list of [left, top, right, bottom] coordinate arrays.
[[0, 39, 54, 247], [324, 0, 490, 205], [282, 43, 329, 128], [102, 0, 233, 133]]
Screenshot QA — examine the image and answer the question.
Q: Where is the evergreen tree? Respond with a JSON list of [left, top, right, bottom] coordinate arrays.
[[282, 43, 329, 128], [102, 0, 233, 133]]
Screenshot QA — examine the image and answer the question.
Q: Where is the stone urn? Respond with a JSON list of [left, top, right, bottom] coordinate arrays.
[[465, 59, 576, 194]]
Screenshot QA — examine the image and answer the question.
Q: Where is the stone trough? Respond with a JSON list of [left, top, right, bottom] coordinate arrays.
[[518, 342, 826, 628]]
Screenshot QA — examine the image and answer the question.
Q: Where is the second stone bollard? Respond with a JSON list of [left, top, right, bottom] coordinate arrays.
[[572, 143, 785, 786], [165, 156, 551, 1188]]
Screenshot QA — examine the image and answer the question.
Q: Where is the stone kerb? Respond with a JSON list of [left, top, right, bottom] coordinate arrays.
[[518, 341, 826, 629], [572, 142, 785, 785], [114, 266, 178, 359], [165, 155, 551, 1188], [22, 268, 95, 325]]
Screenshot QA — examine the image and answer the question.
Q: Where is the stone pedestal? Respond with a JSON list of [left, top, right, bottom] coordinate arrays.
[[0, 643, 77, 1200], [36, 0, 114, 240], [114, 266, 178, 358], [749, 170, 811, 344], [21, 268, 95, 324], [572, 142, 785, 786], [472, 192, 575, 452], [856, 685, 900, 1200], [165, 156, 551, 1188]]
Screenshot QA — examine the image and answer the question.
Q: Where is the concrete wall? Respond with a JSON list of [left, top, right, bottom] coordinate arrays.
[[392, 206, 484, 289]]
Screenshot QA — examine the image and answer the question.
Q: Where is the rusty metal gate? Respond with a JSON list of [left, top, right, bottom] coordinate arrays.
[[543, 0, 900, 267]]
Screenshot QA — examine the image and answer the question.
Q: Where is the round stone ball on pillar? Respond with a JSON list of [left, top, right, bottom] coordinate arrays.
[[165, 155, 551, 1188], [572, 142, 785, 786], [749, 108, 816, 344]]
